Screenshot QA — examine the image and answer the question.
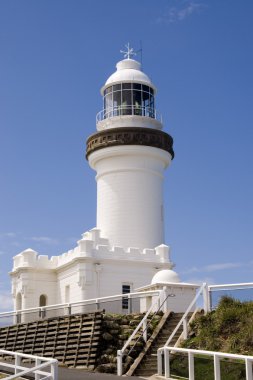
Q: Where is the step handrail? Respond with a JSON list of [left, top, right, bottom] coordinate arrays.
[[164, 283, 207, 347], [117, 288, 166, 376]]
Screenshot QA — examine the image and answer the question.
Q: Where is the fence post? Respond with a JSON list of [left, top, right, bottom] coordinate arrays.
[[128, 294, 132, 314], [188, 352, 195, 380], [117, 350, 123, 376], [203, 283, 210, 314], [157, 349, 163, 376], [245, 358, 253, 380], [164, 348, 170, 379], [15, 354, 21, 374], [214, 354, 221, 380], [35, 358, 41, 380], [51, 360, 58, 380]]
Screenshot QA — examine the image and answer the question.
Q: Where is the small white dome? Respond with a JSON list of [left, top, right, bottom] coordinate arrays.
[[152, 269, 180, 284], [101, 58, 156, 94]]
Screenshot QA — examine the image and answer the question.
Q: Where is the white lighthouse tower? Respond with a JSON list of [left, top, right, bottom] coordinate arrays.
[[11, 46, 177, 312], [87, 45, 174, 251]]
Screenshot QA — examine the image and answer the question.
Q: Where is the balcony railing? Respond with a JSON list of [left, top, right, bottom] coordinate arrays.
[[96, 105, 162, 124]]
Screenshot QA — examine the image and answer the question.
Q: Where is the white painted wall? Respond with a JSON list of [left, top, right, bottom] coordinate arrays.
[[89, 145, 171, 250]]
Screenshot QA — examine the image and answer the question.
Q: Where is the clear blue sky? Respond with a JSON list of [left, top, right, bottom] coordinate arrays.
[[1, 0, 253, 310]]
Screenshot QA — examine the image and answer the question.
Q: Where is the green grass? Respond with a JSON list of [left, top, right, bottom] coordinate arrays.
[[170, 297, 253, 380]]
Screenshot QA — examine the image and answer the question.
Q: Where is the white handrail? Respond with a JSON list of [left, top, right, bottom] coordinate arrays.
[[164, 283, 206, 347], [209, 282, 253, 290], [0, 349, 58, 380], [0, 290, 160, 324], [96, 105, 162, 123], [117, 289, 164, 376], [158, 346, 253, 380]]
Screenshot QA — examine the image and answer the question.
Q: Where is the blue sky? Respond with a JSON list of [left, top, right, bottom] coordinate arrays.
[[1, 0, 253, 311]]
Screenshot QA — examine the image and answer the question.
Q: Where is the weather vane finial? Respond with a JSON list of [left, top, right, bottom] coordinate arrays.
[[120, 43, 136, 59]]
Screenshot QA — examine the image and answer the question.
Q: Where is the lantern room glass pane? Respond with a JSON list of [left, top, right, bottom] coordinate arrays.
[[133, 90, 142, 115], [103, 83, 155, 119], [122, 89, 132, 115], [122, 83, 132, 90]]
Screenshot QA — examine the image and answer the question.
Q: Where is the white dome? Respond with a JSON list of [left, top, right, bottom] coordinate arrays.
[[151, 269, 180, 284], [101, 59, 156, 94]]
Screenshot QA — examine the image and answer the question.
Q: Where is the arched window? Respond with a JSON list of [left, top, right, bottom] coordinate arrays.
[[16, 292, 22, 310], [39, 294, 47, 307]]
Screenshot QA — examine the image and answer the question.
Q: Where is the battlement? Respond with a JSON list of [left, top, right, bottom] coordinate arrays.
[[12, 228, 173, 272]]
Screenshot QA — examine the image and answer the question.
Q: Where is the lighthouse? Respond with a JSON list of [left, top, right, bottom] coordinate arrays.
[[11, 46, 176, 312], [87, 45, 174, 251]]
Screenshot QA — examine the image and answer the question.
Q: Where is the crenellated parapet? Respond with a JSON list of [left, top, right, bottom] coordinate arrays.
[[12, 228, 174, 273]]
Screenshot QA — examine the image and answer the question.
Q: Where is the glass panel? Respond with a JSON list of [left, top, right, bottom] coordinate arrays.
[[113, 91, 121, 116], [142, 90, 150, 116], [104, 86, 112, 95], [105, 93, 113, 118], [113, 84, 121, 92], [150, 87, 154, 95], [133, 83, 141, 90], [142, 85, 149, 93], [122, 83, 132, 90], [133, 90, 142, 115], [149, 94, 155, 117], [122, 89, 131, 115]]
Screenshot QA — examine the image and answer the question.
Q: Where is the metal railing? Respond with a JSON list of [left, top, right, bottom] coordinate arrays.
[[96, 105, 162, 123], [164, 283, 208, 348], [208, 282, 253, 310], [0, 290, 161, 327], [157, 346, 253, 380], [117, 287, 166, 376], [0, 349, 58, 379]]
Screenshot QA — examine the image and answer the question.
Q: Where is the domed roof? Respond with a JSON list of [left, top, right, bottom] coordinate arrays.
[[151, 269, 181, 284], [101, 59, 156, 94]]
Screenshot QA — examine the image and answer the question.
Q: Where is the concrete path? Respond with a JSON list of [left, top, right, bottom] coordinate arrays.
[[59, 367, 145, 380]]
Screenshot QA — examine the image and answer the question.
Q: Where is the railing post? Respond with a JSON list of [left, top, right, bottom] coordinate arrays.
[[67, 304, 71, 315], [51, 360, 58, 380], [164, 348, 170, 379], [203, 283, 210, 314], [15, 354, 21, 374], [245, 358, 253, 380], [117, 350, 123, 376], [96, 299, 100, 311], [214, 354, 221, 380], [35, 358, 41, 380], [183, 318, 188, 339], [128, 294, 132, 314], [157, 349, 163, 376], [142, 318, 147, 342], [188, 352, 195, 380]]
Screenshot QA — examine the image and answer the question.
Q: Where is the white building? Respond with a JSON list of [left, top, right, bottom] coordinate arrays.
[[10, 46, 194, 314]]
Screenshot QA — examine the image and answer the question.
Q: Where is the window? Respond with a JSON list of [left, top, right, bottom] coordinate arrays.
[[122, 284, 131, 309], [39, 294, 47, 307]]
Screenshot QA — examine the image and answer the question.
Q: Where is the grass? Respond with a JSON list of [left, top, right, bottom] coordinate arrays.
[[170, 296, 253, 380]]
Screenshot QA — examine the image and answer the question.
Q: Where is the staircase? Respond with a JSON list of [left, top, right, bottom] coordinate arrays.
[[129, 312, 185, 378], [0, 312, 102, 369]]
